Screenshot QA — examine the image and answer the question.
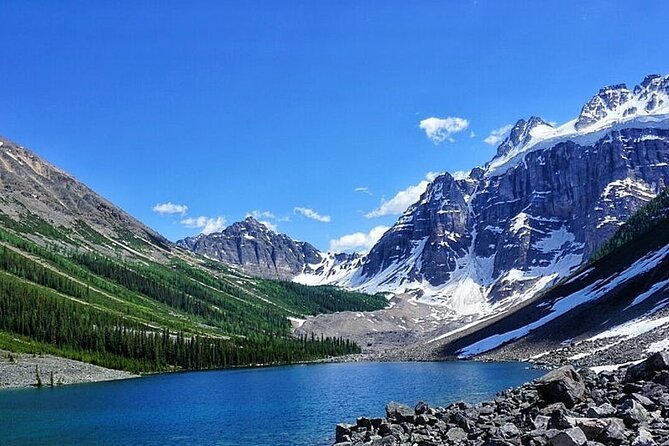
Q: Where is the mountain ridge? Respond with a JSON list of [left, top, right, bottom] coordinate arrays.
[[434, 185, 669, 368], [0, 134, 387, 375], [176, 216, 321, 280], [296, 73, 669, 321]]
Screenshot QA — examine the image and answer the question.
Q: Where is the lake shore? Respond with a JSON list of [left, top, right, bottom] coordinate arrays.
[[332, 352, 669, 446], [0, 350, 137, 389]]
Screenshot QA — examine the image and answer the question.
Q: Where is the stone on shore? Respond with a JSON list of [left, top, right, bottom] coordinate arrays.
[[332, 354, 669, 446]]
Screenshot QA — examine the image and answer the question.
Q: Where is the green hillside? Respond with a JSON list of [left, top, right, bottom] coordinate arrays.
[[0, 209, 387, 373]]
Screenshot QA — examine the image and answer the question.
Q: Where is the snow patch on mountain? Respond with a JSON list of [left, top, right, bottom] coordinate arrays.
[[457, 242, 669, 357]]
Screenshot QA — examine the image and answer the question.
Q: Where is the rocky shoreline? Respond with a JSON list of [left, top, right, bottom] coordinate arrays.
[[0, 350, 137, 389], [333, 352, 669, 446]]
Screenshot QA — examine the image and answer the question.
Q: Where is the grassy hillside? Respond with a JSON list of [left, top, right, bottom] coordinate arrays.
[[0, 210, 387, 373]]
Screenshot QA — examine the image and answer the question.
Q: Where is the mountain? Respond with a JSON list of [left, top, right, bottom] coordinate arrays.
[[0, 135, 386, 374], [299, 73, 669, 321], [0, 137, 171, 254], [176, 217, 321, 280], [435, 185, 669, 367]]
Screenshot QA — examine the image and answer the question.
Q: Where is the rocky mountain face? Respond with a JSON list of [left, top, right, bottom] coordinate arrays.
[[436, 186, 669, 367], [177, 217, 321, 280], [0, 136, 171, 253], [299, 74, 669, 319]]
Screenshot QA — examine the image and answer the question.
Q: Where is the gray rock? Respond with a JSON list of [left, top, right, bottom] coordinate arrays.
[[537, 366, 586, 408], [632, 393, 657, 410], [586, 403, 616, 418], [500, 422, 521, 438], [356, 417, 372, 430], [626, 353, 669, 383], [385, 402, 414, 423], [415, 401, 430, 415], [572, 418, 609, 440], [549, 409, 575, 429], [534, 415, 551, 430], [336, 423, 354, 443], [632, 427, 656, 446], [617, 399, 650, 427], [484, 438, 516, 446], [597, 418, 628, 444], [548, 427, 588, 446], [445, 427, 468, 443]]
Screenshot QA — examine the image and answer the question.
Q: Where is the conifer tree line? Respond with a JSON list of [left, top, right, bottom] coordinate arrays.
[[0, 272, 360, 373], [0, 223, 371, 373]]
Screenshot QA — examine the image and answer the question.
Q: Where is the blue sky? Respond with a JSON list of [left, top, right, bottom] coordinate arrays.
[[1, 1, 669, 252]]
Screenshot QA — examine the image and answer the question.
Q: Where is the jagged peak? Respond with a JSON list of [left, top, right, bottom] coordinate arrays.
[[494, 116, 554, 158], [242, 215, 264, 228], [575, 74, 669, 131]]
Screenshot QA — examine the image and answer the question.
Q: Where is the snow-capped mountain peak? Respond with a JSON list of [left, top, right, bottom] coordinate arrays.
[[575, 74, 669, 131], [494, 116, 555, 158], [294, 73, 669, 320]]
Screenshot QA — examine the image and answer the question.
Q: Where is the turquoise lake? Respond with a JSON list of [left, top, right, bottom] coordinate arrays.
[[1, 361, 543, 445]]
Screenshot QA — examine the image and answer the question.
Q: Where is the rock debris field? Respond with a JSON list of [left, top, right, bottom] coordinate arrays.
[[0, 350, 136, 389], [333, 352, 669, 446]]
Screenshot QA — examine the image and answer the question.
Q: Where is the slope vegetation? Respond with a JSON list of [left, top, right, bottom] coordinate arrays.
[[0, 137, 387, 374]]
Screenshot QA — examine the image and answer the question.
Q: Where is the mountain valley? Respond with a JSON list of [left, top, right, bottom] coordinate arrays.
[[180, 74, 669, 363], [0, 136, 387, 380]]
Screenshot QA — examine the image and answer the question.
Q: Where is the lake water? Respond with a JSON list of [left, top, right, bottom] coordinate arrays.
[[1, 361, 543, 445]]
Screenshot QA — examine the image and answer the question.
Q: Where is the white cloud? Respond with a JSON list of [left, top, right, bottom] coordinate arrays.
[[469, 130, 476, 138], [484, 124, 513, 146], [329, 225, 390, 253], [247, 210, 276, 220], [419, 116, 469, 144], [180, 216, 227, 234], [354, 187, 372, 196], [294, 207, 331, 223], [365, 172, 438, 218], [152, 202, 188, 215]]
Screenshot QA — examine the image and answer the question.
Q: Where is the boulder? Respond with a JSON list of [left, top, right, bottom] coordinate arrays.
[[356, 417, 372, 430], [500, 422, 521, 438], [549, 409, 575, 429], [385, 402, 414, 423], [533, 414, 551, 430], [631, 393, 657, 410], [484, 438, 516, 446], [586, 403, 616, 418], [572, 418, 604, 439], [415, 401, 430, 415], [596, 418, 628, 444], [537, 366, 586, 408], [617, 399, 649, 427], [632, 427, 656, 446], [548, 427, 588, 446], [626, 352, 669, 382], [335, 423, 354, 443], [445, 427, 468, 443]]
